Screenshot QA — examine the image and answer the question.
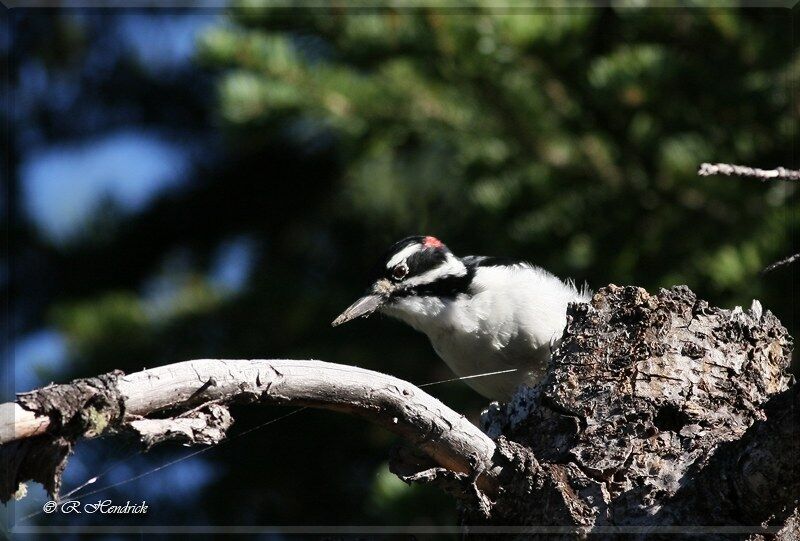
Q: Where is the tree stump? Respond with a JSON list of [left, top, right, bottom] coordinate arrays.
[[464, 285, 796, 538]]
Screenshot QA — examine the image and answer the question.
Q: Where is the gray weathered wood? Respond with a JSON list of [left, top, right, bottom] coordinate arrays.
[[1, 359, 500, 502]]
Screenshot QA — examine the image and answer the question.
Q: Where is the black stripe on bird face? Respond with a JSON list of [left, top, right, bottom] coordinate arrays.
[[368, 236, 472, 299], [373, 236, 447, 281], [389, 249, 475, 299], [403, 248, 449, 278], [395, 268, 475, 299]]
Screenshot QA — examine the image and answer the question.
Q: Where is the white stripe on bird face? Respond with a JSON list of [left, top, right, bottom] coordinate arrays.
[[386, 243, 424, 269]]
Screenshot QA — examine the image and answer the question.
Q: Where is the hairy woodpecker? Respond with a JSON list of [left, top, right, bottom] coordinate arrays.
[[332, 236, 590, 400]]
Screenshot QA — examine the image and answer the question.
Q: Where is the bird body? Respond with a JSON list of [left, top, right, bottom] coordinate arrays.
[[333, 236, 590, 400]]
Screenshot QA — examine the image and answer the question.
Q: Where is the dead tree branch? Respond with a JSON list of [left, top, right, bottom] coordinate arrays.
[[698, 161, 798, 275], [762, 253, 800, 274], [698, 162, 800, 181], [1, 360, 503, 505]]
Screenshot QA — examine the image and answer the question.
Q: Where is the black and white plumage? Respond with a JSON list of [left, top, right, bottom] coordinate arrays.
[[332, 236, 590, 400]]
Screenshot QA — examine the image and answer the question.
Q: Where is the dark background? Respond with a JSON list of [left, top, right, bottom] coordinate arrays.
[[3, 5, 797, 529]]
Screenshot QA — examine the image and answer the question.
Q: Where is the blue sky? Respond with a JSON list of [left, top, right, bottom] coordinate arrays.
[[12, 6, 260, 411], [10, 13, 246, 521], [18, 12, 220, 244], [21, 129, 191, 243]]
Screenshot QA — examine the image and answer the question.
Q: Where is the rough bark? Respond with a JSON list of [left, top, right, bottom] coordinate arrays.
[[1, 285, 796, 538], [478, 285, 795, 537]]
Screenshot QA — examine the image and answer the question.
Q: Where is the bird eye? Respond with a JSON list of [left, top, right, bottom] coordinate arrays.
[[392, 265, 408, 280]]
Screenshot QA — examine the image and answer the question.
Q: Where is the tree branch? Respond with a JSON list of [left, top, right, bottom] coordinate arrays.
[[1, 359, 502, 503], [761, 253, 800, 274], [698, 162, 800, 181], [698, 162, 798, 274]]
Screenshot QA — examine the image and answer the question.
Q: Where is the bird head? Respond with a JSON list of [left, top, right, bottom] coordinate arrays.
[[332, 235, 469, 327]]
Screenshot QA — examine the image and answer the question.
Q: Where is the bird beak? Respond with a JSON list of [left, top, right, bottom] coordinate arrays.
[[331, 294, 385, 327]]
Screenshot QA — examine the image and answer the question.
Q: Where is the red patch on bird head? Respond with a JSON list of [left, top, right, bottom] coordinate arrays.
[[423, 236, 444, 249]]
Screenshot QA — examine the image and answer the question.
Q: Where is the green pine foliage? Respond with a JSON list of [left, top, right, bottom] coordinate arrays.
[[198, 6, 796, 306]]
